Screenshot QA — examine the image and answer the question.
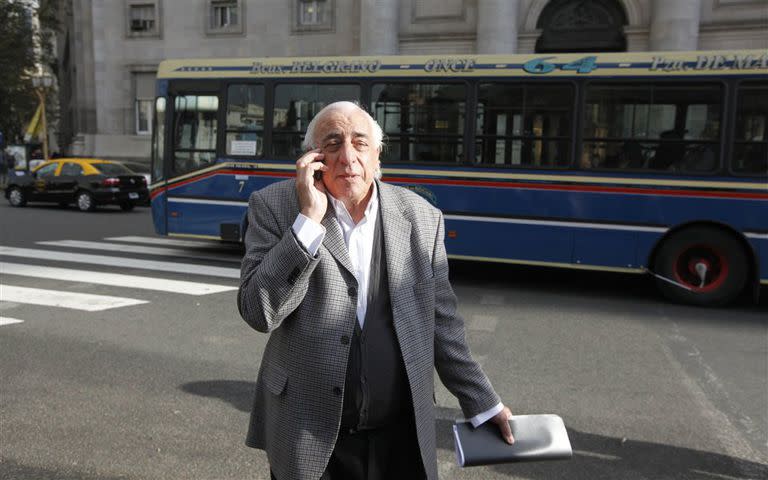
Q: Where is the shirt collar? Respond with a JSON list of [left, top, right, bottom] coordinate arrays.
[[328, 182, 379, 227]]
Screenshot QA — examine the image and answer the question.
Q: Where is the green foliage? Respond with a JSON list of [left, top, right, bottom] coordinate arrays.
[[0, 0, 59, 144]]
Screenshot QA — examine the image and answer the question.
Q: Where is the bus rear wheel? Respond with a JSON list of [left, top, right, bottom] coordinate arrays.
[[653, 227, 748, 306]]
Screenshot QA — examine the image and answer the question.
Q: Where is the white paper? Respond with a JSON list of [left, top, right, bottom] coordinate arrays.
[[230, 140, 257, 156]]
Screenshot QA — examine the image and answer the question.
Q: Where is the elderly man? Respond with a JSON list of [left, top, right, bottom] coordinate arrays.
[[239, 101, 513, 480]]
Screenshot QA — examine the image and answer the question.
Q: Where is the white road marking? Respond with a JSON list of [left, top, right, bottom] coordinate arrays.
[[105, 236, 240, 249], [666, 322, 766, 465], [689, 469, 752, 480], [0, 317, 24, 326], [0, 262, 237, 295], [0, 246, 241, 279], [37, 240, 240, 263], [0, 286, 147, 311], [660, 337, 765, 467], [573, 449, 621, 461]]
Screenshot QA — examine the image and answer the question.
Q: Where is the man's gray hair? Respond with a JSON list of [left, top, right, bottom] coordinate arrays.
[[301, 101, 384, 152]]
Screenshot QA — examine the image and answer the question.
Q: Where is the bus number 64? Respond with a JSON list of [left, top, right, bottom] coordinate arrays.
[[523, 56, 597, 74]]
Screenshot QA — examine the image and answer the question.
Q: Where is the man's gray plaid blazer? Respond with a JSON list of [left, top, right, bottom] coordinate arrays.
[[238, 178, 501, 480]]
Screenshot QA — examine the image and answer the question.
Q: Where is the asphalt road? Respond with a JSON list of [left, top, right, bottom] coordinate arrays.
[[1, 201, 766, 480]]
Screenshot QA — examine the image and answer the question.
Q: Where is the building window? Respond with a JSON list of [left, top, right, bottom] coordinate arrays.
[[134, 72, 156, 135], [300, 0, 326, 25], [130, 4, 154, 32], [212, 1, 237, 28], [207, 0, 244, 35], [294, 0, 333, 32], [536, 0, 627, 53], [136, 99, 153, 134], [126, 1, 161, 38]]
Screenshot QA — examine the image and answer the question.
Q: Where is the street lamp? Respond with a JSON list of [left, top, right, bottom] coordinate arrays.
[[32, 74, 54, 162]]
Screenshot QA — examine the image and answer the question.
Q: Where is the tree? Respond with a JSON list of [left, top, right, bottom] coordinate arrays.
[[0, 0, 59, 145]]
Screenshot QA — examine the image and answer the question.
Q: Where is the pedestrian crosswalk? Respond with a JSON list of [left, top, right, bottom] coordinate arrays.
[[0, 317, 25, 326], [2, 285, 149, 312], [37, 240, 241, 263], [0, 246, 240, 278], [0, 235, 241, 323], [0, 262, 236, 295]]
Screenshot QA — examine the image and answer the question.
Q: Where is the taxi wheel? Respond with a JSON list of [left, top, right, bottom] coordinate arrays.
[[76, 191, 96, 212], [8, 187, 27, 207], [119, 201, 134, 211]]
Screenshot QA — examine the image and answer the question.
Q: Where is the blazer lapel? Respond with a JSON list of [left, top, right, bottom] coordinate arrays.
[[378, 181, 412, 298], [321, 205, 355, 276]]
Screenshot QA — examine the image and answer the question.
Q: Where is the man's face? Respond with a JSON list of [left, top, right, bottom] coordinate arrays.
[[314, 108, 380, 205]]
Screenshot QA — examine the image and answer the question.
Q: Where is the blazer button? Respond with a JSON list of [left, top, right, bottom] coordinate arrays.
[[333, 386, 342, 396], [340, 335, 350, 345], [348, 286, 357, 297]]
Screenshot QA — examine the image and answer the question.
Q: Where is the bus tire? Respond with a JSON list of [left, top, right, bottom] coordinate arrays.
[[8, 187, 27, 207], [76, 190, 96, 212], [653, 226, 748, 306]]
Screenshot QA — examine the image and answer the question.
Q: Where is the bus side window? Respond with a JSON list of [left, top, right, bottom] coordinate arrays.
[[272, 84, 361, 159], [152, 97, 166, 181], [476, 83, 572, 168], [226, 84, 265, 158], [372, 82, 466, 164], [731, 82, 768, 175], [173, 95, 218, 176], [583, 83, 722, 173]]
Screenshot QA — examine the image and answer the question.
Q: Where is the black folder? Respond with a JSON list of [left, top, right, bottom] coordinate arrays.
[[452, 414, 573, 467]]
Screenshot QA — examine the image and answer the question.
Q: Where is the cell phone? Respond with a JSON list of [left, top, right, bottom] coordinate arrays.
[[313, 159, 325, 181]]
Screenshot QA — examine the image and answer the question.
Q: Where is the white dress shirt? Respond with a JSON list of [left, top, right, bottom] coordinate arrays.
[[291, 184, 502, 426]]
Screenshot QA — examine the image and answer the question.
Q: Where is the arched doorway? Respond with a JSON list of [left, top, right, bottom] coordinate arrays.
[[536, 0, 627, 53]]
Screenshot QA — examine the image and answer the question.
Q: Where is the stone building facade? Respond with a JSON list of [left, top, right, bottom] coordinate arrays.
[[56, 0, 768, 163]]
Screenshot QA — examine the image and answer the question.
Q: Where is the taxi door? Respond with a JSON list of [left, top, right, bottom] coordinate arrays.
[[30, 162, 59, 201], [53, 162, 84, 201]]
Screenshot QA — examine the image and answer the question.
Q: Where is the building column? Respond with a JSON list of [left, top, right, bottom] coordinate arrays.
[[477, 0, 519, 54], [649, 0, 701, 51], [360, 0, 399, 55]]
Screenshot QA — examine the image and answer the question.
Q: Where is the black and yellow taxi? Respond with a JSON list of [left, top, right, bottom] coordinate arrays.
[[5, 158, 149, 211]]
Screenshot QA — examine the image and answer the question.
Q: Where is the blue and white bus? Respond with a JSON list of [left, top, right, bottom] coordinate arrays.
[[150, 50, 767, 306]]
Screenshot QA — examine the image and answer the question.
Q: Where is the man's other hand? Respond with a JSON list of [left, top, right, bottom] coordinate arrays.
[[491, 405, 514, 444]]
